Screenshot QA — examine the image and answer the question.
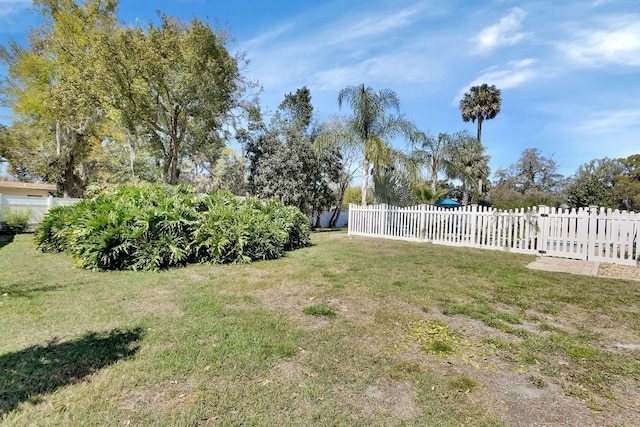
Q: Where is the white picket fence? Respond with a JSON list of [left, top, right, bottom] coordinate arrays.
[[348, 204, 640, 266], [0, 194, 82, 225]]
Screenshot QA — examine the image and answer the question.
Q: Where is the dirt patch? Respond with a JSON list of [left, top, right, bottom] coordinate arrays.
[[598, 263, 640, 280], [359, 381, 418, 420], [253, 283, 382, 330], [471, 370, 597, 426]]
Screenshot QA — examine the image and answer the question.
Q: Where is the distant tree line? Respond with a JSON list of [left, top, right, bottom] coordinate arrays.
[[0, 1, 638, 224]]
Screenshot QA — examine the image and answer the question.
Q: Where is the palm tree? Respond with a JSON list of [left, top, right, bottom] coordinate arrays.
[[459, 84, 501, 146], [412, 131, 454, 195], [337, 84, 416, 206], [445, 131, 490, 205]]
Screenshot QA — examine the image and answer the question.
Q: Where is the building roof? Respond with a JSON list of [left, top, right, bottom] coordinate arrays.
[[0, 181, 57, 191]]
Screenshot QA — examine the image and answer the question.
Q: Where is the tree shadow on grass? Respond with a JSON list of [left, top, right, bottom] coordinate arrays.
[[0, 327, 144, 415], [0, 234, 14, 251]]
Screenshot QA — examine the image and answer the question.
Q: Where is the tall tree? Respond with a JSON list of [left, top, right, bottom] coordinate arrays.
[[96, 15, 243, 185], [495, 148, 565, 194], [613, 154, 640, 212], [445, 131, 490, 205], [459, 83, 501, 146], [565, 158, 622, 208], [0, 0, 118, 196], [491, 148, 565, 209], [337, 84, 416, 206], [412, 131, 455, 195], [246, 88, 342, 222], [315, 115, 361, 226]]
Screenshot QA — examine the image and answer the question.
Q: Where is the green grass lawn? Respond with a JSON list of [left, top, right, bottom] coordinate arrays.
[[1, 231, 639, 426]]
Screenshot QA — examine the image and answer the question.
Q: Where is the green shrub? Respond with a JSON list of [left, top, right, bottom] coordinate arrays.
[[1, 208, 31, 234], [34, 184, 311, 271], [33, 205, 77, 252]]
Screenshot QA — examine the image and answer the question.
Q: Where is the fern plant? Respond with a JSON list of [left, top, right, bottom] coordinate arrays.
[[34, 184, 311, 271]]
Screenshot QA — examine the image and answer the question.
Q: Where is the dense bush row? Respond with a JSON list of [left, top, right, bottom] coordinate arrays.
[[34, 184, 311, 271]]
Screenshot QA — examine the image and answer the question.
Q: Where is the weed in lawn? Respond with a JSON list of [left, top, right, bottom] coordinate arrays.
[[389, 361, 422, 379], [321, 270, 340, 283], [484, 337, 514, 351], [567, 344, 600, 359], [496, 311, 522, 325], [404, 319, 456, 356], [447, 375, 477, 392], [538, 322, 553, 331], [303, 303, 336, 318], [528, 374, 547, 388], [518, 351, 540, 365]]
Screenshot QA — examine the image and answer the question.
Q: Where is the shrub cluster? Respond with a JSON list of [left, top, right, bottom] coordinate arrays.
[[34, 184, 311, 271], [0, 208, 31, 235]]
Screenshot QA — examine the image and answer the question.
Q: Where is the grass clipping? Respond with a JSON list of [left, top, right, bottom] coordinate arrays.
[[403, 319, 457, 356]]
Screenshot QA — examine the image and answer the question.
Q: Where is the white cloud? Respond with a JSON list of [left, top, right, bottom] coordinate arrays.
[[243, 22, 296, 51], [472, 7, 527, 54], [454, 59, 538, 103], [242, 4, 433, 98], [574, 108, 640, 133], [327, 5, 423, 46], [557, 15, 640, 67], [311, 50, 441, 92], [0, 0, 30, 17], [592, 0, 614, 6]]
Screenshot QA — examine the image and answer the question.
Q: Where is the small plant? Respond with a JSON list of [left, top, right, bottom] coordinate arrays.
[[496, 311, 522, 325], [447, 375, 477, 392], [1, 208, 31, 234], [528, 374, 547, 388], [567, 344, 599, 359], [303, 303, 336, 318]]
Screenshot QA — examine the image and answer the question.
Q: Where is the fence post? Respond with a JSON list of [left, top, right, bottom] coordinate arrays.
[[469, 204, 477, 246], [587, 205, 599, 260], [418, 204, 427, 240], [537, 205, 549, 255], [380, 204, 388, 236], [348, 204, 353, 235]]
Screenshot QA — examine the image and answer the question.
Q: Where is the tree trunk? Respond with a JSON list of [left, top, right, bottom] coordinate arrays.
[[55, 121, 62, 156], [329, 180, 348, 227], [63, 153, 75, 198], [462, 184, 470, 206], [328, 205, 341, 228], [56, 121, 76, 198], [477, 117, 483, 145], [361, 157, 369, 206], [431, 169, 438, 195], [169, 136, 179, 185], [127, 133, 137, 180]]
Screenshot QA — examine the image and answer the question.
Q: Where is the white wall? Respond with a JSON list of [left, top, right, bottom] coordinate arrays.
[[0, 194, 81, 225]]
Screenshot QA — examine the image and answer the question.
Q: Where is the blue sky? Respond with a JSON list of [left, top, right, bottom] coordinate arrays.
[[1, 0, 639, 179]]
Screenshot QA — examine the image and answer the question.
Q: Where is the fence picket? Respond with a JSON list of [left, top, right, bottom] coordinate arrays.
[[348, 202, 640, 267]]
